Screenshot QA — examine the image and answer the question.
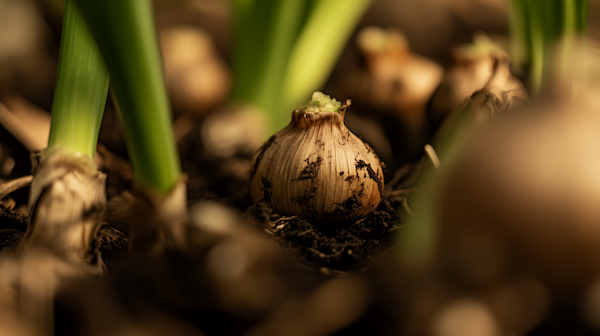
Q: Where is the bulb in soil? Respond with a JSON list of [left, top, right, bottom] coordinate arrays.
[[428, 33, 513, 129], [249, 92, 384, 225], [437, 98, 600, 298]]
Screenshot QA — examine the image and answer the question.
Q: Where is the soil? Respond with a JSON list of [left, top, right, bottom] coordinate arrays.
[[96, 225, 129, 273], [173, 113, 405, 272], [0, 35, 417, 336], [0, 206, 130, 274], [177, 118, 254, 210], [1, 2, 600, 335], [0, 207, 27, 253], [0, 110, 405, 273], [245, 194, 403, 272]]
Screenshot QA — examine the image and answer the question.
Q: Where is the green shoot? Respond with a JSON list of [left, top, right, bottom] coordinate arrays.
[[231, 0, 306, 134], [282, 0, 373, 112], [298, 91, 342, 113], [48, 0, 109, 159], [20, 0, 109, 266], [231, 0, 373, 135], [510, 0, 588, 95], [73, 0, 180, 196]]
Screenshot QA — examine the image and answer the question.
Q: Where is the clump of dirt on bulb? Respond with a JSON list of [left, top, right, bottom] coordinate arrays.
[[245, 192, 403, 272]]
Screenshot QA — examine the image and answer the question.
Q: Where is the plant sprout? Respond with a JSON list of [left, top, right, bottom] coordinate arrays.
[[231, 0, 373, 135], [402, 0, 589, 268], [19, 0, 109, 265], [281, 0, 373, 112], [47, 1, 109, 159], [73, 0, 181, 197], [509, 0, 588, 95], [72, 0, 188, 255], [249, 92, 384, 225]]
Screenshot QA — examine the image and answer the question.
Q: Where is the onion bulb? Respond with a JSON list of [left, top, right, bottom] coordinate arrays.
[[249, 92, 384, 225]]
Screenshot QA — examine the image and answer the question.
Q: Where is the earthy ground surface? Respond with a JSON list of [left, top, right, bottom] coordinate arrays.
[[2, 1, 600, 335], [246, 195, 402, 272]]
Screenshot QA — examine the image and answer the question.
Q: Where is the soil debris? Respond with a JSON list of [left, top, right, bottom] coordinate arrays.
[[245, 193, 402, 271], [296, 156, 323, 180], [177, 120, 254, 209], [96, 225, 129, 273], [260, 177, 272, 202], [0, 205, 129, 273], [0, 207, 27, 254], [356, 159, 383, 193], [249, 135, 276, 179]]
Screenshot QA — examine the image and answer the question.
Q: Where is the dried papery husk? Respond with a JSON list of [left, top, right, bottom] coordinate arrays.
[[428, 34, 510, 130], [250, 94, 384, 226], [106, 177, 188, 257], [4, 147, 107, 335], [21, 146, 106, 270]]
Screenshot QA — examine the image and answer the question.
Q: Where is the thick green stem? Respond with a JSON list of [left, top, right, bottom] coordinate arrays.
[[253, 0, 305, 133], [230, 0, 270, 103], [232, 0, 372, 135], [578, 0, 589, 32], [282, 0, 373, 112], [48, 0, 109, 159], [528, 7, 545, 94], [73, 0, 180, 196], [231, 0, 306, 134]]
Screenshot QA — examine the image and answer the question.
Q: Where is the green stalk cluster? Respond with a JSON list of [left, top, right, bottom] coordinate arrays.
[[510, 0, 588, 95], [73, 0, 181, 196], [231, 0, 373, 135]]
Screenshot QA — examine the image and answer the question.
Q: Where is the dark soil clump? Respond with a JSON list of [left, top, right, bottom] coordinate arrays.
[[250, 135, 276, 179], [96, 225, 129, 273], [0, 207, 28, 253], [296, 156, 323, 180], [245, 193, 403, 272], [0, 205, 129, 274], [356, 159, 383, 193]]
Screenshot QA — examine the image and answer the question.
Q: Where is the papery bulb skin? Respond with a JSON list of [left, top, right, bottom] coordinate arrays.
[[250, 92, 384, 225]]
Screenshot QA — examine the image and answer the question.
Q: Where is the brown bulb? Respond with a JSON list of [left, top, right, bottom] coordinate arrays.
[[250, 92, 384, 225]]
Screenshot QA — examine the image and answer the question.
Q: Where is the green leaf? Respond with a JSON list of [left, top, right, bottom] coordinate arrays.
[[282, 0, 373, 112], [73, 0, 180, 196], [48, 0, 109, 159]]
